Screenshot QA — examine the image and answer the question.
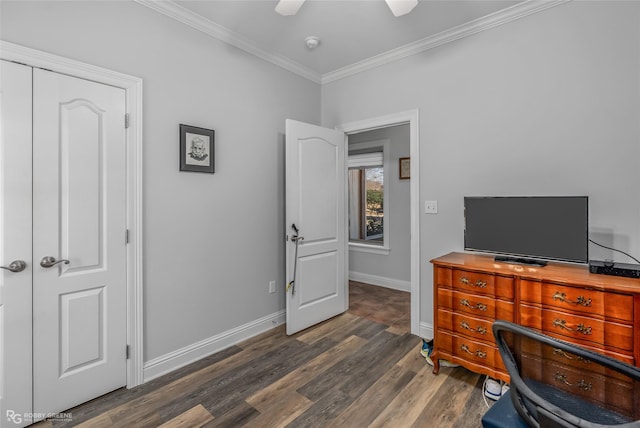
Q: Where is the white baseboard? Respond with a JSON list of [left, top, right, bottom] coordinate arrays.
[[349, 271, 410, 292], [143, 310, 286, 382], [419, 322, 434, 340]]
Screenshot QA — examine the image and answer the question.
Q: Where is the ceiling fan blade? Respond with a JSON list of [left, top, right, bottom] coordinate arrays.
[[385, 0, 418, 17], [275, 0, 306, 16]]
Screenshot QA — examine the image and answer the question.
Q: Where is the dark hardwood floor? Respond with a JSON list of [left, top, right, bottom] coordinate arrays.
[[348, 281, 411, 332], [33, 282, 490, 427]]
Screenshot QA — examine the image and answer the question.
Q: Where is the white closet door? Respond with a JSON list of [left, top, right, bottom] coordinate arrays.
[[32, 68, 128, 417], [0, 60, 34, 427]]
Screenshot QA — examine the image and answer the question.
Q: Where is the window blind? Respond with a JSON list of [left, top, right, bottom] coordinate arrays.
[[348, 152, 383, 168]]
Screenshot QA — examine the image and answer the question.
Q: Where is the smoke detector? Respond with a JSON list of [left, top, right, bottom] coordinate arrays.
[[305, 36, 320, 50]]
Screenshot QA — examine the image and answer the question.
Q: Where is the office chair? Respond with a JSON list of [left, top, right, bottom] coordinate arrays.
[[482, 320, 640, 428]]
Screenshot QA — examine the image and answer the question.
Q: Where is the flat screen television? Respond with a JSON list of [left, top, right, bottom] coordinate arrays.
[[464, 196, 589, 265]]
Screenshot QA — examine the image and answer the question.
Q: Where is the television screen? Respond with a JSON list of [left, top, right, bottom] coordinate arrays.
[[464, 196, 589, 264]]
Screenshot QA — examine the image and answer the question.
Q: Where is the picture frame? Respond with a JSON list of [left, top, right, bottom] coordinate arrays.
[[399, 157, 410, 180], [180, 124, 215, 174]]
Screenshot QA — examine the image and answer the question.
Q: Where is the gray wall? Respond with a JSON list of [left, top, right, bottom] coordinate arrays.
[[4, 0, 639, 360], [321, 1, 640, 327], [348, 124, 411, 284], [1, 0, 321, 361]]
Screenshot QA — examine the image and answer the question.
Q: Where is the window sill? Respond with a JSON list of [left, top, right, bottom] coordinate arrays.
[[349, 242, 391, 255]]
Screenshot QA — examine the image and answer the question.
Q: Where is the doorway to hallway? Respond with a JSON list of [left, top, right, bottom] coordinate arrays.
[[348, 281, 410, 333], [337, 109, 420, 336]]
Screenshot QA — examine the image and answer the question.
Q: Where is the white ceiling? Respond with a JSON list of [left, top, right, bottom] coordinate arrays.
[[137, 0, 552, 83]]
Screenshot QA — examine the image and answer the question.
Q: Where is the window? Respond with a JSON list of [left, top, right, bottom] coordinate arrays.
[[348, 141, 389, 253]]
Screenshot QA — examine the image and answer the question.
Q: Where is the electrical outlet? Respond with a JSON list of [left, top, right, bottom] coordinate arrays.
[[425, 200, 438, 214], [269, 280, 276, 294]]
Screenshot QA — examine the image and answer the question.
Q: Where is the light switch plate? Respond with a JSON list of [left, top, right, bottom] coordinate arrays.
[[425, 200, 438, 214]]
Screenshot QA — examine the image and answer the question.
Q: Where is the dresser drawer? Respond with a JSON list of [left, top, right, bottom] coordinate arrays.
[[452, 269, 514, 299], [437, 309, 495, 343], [520, 354, 636, 418], [520, 281, 634, 322], [436, 267, 452, 287], [519, 305, 634, 353], [452, 269, 495, 293], [438, 288, 514, 321], [521, 336, 635, 378], [435, 331, 509, 381], [450, 335, 504, 371]]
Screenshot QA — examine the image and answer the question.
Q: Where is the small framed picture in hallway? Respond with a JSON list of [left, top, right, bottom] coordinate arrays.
[[399, 157, 410, 180]]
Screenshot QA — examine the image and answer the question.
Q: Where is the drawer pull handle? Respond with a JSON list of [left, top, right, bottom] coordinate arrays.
[[553, 318, 572, 330], [460, 277, 487, 288], [553, 319, 593, 335], [460, 344, 487, 358], [577, 324, 592, 335], [554, 372, 592, 391], [553, 348, 574, 360], [554, 372, 571, 386], [459, 299, 488, 311], [552, 291, 592, 307], [577, 380, 593, 392], [460, 320, 487, 335], [553, 348, 591, 363]]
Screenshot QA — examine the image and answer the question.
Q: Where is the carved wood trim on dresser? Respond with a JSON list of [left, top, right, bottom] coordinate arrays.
[[431, 252, 640, 384]]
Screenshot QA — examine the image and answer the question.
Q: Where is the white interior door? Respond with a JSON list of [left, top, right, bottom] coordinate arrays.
[[1, 60, 34, 427], [31, 68, 127, 417], [1, 60, 129, 426], [285, 119, 347, 335]]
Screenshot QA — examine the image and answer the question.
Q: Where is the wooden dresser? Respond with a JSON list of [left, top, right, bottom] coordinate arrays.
[[431, 252, 640, 383]]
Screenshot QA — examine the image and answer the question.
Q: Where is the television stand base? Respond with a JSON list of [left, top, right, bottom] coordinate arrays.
[[494, 255, 548, 267]]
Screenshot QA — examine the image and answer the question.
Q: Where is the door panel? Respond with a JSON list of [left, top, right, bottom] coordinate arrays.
[[299, 138, 339, 242], [298, 252, 339, 306], [60, 99, 105, 270], [32, 69, 127, 416], [0, 60, 34, 427], [285, 119, 347, 335], [60, 286, 105, 374]]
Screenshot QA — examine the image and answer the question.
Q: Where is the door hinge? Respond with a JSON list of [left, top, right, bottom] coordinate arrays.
[[126, 345, 130, 359], [125, 113, 130, 129], [125, 229, 130, 244]]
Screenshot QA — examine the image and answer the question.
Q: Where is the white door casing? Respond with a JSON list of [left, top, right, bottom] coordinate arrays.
[[0, 41, 144, 396], [336, 110, 420, 336], [285, 119, 348, 335], [31, 68, 128, 416], [0, 42, 144, 424], [1, 47, 141, 425], [0, 60, 34, 427]]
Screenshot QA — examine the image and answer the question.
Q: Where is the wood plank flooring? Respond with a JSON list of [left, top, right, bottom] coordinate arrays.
[[32, 282, 491, 428]]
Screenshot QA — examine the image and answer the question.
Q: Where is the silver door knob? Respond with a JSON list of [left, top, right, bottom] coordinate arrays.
[[40, 256, 70, 268], [0, 260, 27, 273]]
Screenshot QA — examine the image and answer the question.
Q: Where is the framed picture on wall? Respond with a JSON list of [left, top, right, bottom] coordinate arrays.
[[180, 124, 215, 173], [399, 157, 410, 180]]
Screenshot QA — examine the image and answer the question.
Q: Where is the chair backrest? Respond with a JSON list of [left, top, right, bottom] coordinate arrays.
[[492, 320, 640, 428]]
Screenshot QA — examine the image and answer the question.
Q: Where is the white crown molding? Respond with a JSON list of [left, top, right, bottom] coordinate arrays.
[[133, 0, 322, 84], [135, 0, 569, 86], [322, 0, 571, 84]]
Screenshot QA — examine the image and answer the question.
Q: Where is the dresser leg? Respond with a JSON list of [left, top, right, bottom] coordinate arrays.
[[432, 351, 441, 374]]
